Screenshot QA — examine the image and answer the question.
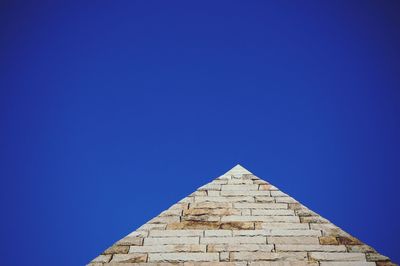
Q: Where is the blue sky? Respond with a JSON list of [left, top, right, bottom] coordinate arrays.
[[1, 1, 399, 265]]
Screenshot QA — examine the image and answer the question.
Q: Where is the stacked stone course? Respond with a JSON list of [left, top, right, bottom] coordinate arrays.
[[88, 165, 396, 266]]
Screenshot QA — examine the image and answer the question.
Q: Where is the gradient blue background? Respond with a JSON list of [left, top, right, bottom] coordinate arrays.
[[1, 1, 399, 265]]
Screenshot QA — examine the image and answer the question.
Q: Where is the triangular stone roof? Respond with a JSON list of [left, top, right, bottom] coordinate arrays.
[[89, 165, 395, 266]]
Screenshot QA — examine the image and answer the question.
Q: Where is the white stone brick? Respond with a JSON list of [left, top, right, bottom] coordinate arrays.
[[149, 230, 203, 237], [221, 184, 259, 191], [129, 244, 206, 253], [204, 230, 232, 237], [221, 215, 299, 222], [207, 244, 274, 252], [207, 190, 220, 196], [231, 251, 307, 261], [149, 216, 180, 224], [275, 244, 346, 252], [319, 263, 375, 266], [200, 236, 266, 244], [91, 255, 111, 263], [252, 209, 295, 216], [144, 237, 199, 245], [221, 190, 270, 196], [199, 183, 221, 191], [232, 229, 320, 237], [220, 251, 229, 261], [195, 196, 254, 203], [249, 262, 318, 266], [267, 236, 319, 244], [227, 179, 254, 184], [271, 190, 288, 197], [309, 252, 367, 261], [234, 203, 287, 209], [259, 222, 309, 230], [275, 197, 298, 203], [148, 252, 219, 262]]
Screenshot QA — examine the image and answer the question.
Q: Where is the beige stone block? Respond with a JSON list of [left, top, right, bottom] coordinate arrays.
[[148, 252, 219, 262], [103, 245, 129, 254], [220, 252, 230, 261], [220, 221, 255, 230], [116, 236, 143, 246], [221, 184, 259, 191], [233, 203, 287, 209], [207, 190, 220, 196], [204, 230, 232, 237], [254, 196, 275, 202], [129, 244, 206, 253], [275, 244, 346, 252], [111, 253, 147, 263], [309, 252, 367, 261], [190, 202, 232, 209], [144, 237, 199, 245], [149, 230, 203, 237], [231, 251, 307, 261], [91, 254, 112, 263], [207, 244, 274, 252], [195, 196, 254, 203], [259, 222, 309, 230], [200, 236, 266, 244], [252, 209, 295, 216], [184, 208, 240, 216], [249, 262, 319, 266], [267, 236, 319, 244], [167, 221, 220, 230], [221, 190, 270, 196], [320, 263, 375, 266], [221, 215, 299, 222]]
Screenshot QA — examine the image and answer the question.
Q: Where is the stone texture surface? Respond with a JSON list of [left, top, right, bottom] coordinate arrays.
[[88, 165, 395, 266]]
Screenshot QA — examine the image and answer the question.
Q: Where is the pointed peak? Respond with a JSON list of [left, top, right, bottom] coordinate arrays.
[[224, 164, 252, 177]]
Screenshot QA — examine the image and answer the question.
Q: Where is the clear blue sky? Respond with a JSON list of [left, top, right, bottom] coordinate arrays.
[[1, 1, 399, 265]]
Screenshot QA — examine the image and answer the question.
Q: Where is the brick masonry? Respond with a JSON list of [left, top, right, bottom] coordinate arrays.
[[88, 165, 396, 266]]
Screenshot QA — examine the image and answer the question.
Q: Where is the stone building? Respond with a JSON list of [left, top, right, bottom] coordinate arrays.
[[88, 165, 395, 265]]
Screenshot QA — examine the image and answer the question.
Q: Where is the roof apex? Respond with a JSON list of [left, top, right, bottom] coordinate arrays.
[[224, 164, 252, 176]]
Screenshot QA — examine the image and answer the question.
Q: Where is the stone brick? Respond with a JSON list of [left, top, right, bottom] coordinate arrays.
[[259, 222, 309, 230], [116, 236, 143, 246], [347, 245, 376, 253], [207, 190, 220, 196], [220, 252, 230, 261], [275, 197, 297, 203], [195, 196, 254, 203], [336, 236, 362, 245], [144, 237, 199, 245], [182, 215, 220, 222], [309, 252, 367, 261], [234, 203, 287, 209], [200, 236, 266, 244], [366, 253, 390, 262], [275, 244, 346, 252], [319, 236, 339, 245], [207, 244, 274, 252], [198, 183, 221, 191], [148, 252, 219, 262], [320, 263, 375, 266], [232, 229, 321, 237], [149, 230, 203, 237], [267, 236, 319, 244], [220, 221, 255, 230], [221, 215, 299, 222], [252, 209, 295, 216], [190, 202, 232, 209], [271, 191, 288, 197], [249, 262, 319, 266], [221, 190, 269, 196], [184, 208, 240, 216], [254, 196, 274, 202], [231, 251, 307, 261], [204, 230, 232, 237], [221, 184, 259, 191], [167, 221, 220, 230], [129, 244, 206, 253], [103, 245, 130, 254], [300, 216, 329, 224], [149, 216, 180, 224], [111, 253, 147, 263], [91, 255, 111, 263], [259, 184, 273, 190]]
